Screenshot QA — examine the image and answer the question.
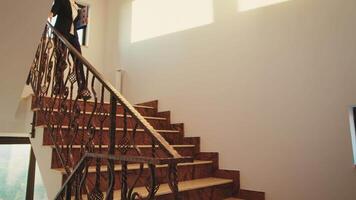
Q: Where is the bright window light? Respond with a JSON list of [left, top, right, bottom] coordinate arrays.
[[131, 0, 214, 43], [0, 145, 30, 199], [349, 107, 356, 165], [238, 0, 290, 12]]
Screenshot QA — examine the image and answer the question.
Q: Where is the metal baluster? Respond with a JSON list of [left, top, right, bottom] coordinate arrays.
[[85, 76, 97, 152], [79, 158, 90, 199], [64, 183, 71, 200], [151, 136, 156, 158], [106, 94, 117, 200], [146, 136, 159, 200], [168, 163, 180, 200], [65, 67, 76, 167], [35, 26, 48, 98], [30, 112, 36, 138], [87, 80, 104, 200], [81, 99, 87, 158], [146, 164, 159, 200], [90, 86, 106, 200], [127, 162, 144, 199], [74, 173, 81, 200], [68, 98, 81, 171], [119, 108, 130, 155], [45, 78, 70, 174], [121, 161, 128, 200], [131, 123, 142, 156]]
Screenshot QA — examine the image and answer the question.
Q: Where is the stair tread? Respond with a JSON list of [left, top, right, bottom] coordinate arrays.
[[115, 177, 233, 199], [80, 177, 233, 199], [49, 144, 195, 148], [38, 96, 156, 109], [34, 108, 166, 120], [54, 160, 212, 174], [39, 125, 180, 133], [83, 99, 155, 109]]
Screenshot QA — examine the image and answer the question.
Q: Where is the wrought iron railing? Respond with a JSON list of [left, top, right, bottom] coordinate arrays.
[[26, 22, 191, 200]]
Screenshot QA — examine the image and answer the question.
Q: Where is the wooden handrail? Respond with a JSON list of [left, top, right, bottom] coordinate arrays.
[[46, 22, 181, 159]]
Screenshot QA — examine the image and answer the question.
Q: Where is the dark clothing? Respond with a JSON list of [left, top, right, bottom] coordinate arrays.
[[67, 34, 86, 90], [52, 0, 86, 92], [51, 0, 79, 38]]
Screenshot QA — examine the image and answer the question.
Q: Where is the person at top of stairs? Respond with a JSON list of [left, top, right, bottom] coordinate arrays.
[[49, 0, 91, 100]]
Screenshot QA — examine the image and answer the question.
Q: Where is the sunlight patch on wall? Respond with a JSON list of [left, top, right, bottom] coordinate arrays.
[[131, 0, 213, 43], [238, 0, 290, 12]]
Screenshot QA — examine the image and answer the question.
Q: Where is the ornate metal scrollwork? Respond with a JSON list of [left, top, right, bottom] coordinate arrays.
[[27, 22, 183, 200]]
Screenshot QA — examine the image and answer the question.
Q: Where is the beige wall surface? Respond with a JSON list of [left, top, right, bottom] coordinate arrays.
[[0, 0, 51, 133], [0, 0, 108, 197], [103, 0, 122, 83], [79, 0, 107, 73], [0, 0, 107, 133], [103, 0, 356, 199]]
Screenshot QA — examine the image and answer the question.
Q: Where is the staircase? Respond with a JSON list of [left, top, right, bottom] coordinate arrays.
[[26, 22, 264, 200]]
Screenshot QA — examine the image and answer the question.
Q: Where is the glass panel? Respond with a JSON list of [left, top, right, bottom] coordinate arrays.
[[0, 144, 31, 200]]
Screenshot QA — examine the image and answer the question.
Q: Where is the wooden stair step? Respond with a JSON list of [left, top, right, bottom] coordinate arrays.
[[54, 160, 213, 174], [37, 96, 156, 109], [82, 98, 155, 109], [34, 108, 166, 120], [114, 177, 233, 199], [49, 144, 195, 149], [42, 127, 186, 146], [35, 110, 171, 129], [40, 125, 180, 133], [62, 158, 215, 191], [79, 177, 233, 200], [32, 97, 157, 117], [50, 145, 196, 168]]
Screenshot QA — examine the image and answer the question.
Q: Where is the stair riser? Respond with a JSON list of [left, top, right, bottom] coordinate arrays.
[[214, 170, 240, 197], [42, 128, 185, 146], [35, 111, 171, 129], [156, 183, 234, 200], [51, 147, 195, 168], [32, 97, 157, 116], [62, 163, 214, 191]]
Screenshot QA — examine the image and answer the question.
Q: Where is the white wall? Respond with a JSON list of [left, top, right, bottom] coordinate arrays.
[[103, 0, 356, 199], [21, 96, 63, 199], [79, 0, 107, 73], [0, 0, 51, 133], [0, 0, 107, 196], [0, 0, 107, 134], [30, 128, 62, 199], [103, 0, 123, 83]]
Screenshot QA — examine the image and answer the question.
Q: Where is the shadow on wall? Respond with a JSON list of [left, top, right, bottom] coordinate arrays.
[[130, 0, 292, 43]]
